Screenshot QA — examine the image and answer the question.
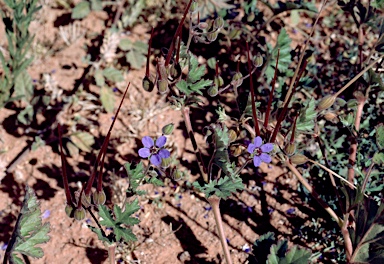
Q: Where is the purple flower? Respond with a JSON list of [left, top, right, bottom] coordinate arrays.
[[42, 210, 50, 219], [247, 136, 274, 167], [138, 136, 170, 166]]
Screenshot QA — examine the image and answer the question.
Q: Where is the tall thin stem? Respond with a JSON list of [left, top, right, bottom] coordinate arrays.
[[208, 196, 232, 264], [246, 42, 260, 136]]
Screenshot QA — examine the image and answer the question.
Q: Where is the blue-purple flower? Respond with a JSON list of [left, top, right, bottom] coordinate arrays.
[[138, 136, 170, 166], [247, 136, 274, 167]]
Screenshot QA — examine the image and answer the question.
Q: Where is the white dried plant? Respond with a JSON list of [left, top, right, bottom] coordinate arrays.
[[100, 31, 120, 64], [43, 72, 61, 101], [58, 21, 86, 46]]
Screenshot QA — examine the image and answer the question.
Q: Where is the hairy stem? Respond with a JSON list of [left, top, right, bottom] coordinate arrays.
[[108, 243, 116, 264], [246, 42, 260, 136], [264, 49, 280, 128], [208, 196, 232, 264], [58, 124, 74, 206]]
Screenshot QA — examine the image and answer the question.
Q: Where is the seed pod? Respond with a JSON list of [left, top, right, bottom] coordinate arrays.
[[207, 85, 218, 97], [142, 76, 154, 92], [65, 204, 74, 218], [81, 193, 91, 208], [228, 28, 241, 39], [253, 53, 263, 67], [228, 129, 237, 143], [247, 12, 255, 22], [213, 17, 224, 29], [74, 207, 86, 221], [157, 79, 169, 94], [323, 111, 338, 123], [92, 190, 106, 205], [198, 22, 209, 30], [290, 154, 308, 165], [206, 31, 218, 42], [230, 145, 244, 157], [162, 123, 174, 135], [284, 142, 296, 156], [172, 169, 183, 181], [169, 63, 181, 80], [161, 157, 172, 168], [214, 75, 224, 87], [189, 0, 198, 14], [317, 95, 336, 111], [231, 72, 243, 87]]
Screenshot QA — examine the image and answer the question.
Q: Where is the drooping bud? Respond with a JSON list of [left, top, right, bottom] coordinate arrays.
[[65, 204, 74, 218], [290, 154, 308, 165], [198, 22, 209, 30], [230, 145, 244, 157], [231, 72, 243, 87], [284, 142, 296, 156], [189, 0, 198, 14], [253, 53, 263, 67], [317, 95, 336, 111], [162, 123, 174, 135], [213, 16, 224, 29], [74, 207, 86, 221], [247, 12, 255, 22], [323, 111, 338, 123], [228, 27, 241, 39], [142, 76, 154, 92], [228, 129, 237, 143], [207, 85, 218, 97], [81, 193, 92, 208], [169, 63, 181, 80], [172, 169, 183, 181], [161, 157, 172, 168], [92, 190, 106, 205], [214, 75, 224, 87], [157, 79, 169, 94], [206, 31, 218, 42]]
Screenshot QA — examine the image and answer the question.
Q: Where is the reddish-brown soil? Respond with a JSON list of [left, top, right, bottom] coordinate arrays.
[[0, 2, 321, 264]]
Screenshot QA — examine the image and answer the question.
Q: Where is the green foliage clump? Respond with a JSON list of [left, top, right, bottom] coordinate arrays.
[[4, 186, 50, 264]]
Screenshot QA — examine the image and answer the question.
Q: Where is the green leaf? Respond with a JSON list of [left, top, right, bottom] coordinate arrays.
[[118, 39, 133, 51], [126, 50, 146, 70], [193, 176, 244, 199], [296, 98, 317, 132], [100, 86, 115, 113], [187, 53, 206, 83], [267, 240, 310, 264], [70, 132, 95, 152], [94, 69, 105, 87], [90, 0, 102, 11], [88, 225, 112, 244], [71, 1, 91, 19], [14, 70, 33, 102], [376, 124, 384, 150], [97, 200, 140, 243], [17, 104, 34, 125], [6, 186, 50, 262], [290, 10, 300, 26], [132, 41, 148, 54], [373, 152, 384, 165], [103, 67, 124, 83], [124, 162, 145, 194]]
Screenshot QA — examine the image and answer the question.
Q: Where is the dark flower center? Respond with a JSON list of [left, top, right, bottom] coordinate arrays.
[[255, 147, 262, 156]]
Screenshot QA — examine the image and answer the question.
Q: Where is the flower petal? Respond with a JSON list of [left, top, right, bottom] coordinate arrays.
[[158, 149, 170, 159], [254, 136, 263, 148], [142, 136, 154, 148], [261, 143, 274, 153], [150, 154, 162, 166], [247, 143, 256, 154], [155, 136, 167, 148], [260, 153, 272, 163], [138, 148, 150, 158], [253, 156, 262, 167]]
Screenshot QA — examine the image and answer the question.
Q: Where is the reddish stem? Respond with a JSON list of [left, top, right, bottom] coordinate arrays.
[[58, 124, 74, 206], [270, 60, 308, 142], [264, 49, 280, 128], [165, 0, 194, 66], [84, 83, 130, 196], [246, 42, 260, 136]]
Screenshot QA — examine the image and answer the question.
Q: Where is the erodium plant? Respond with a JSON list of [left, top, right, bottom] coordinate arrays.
[[55, 0, 384, 263]]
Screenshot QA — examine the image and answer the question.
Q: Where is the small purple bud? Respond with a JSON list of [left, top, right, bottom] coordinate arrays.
[[42, 210, 50, 219], [113, 87, 118, 92]]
